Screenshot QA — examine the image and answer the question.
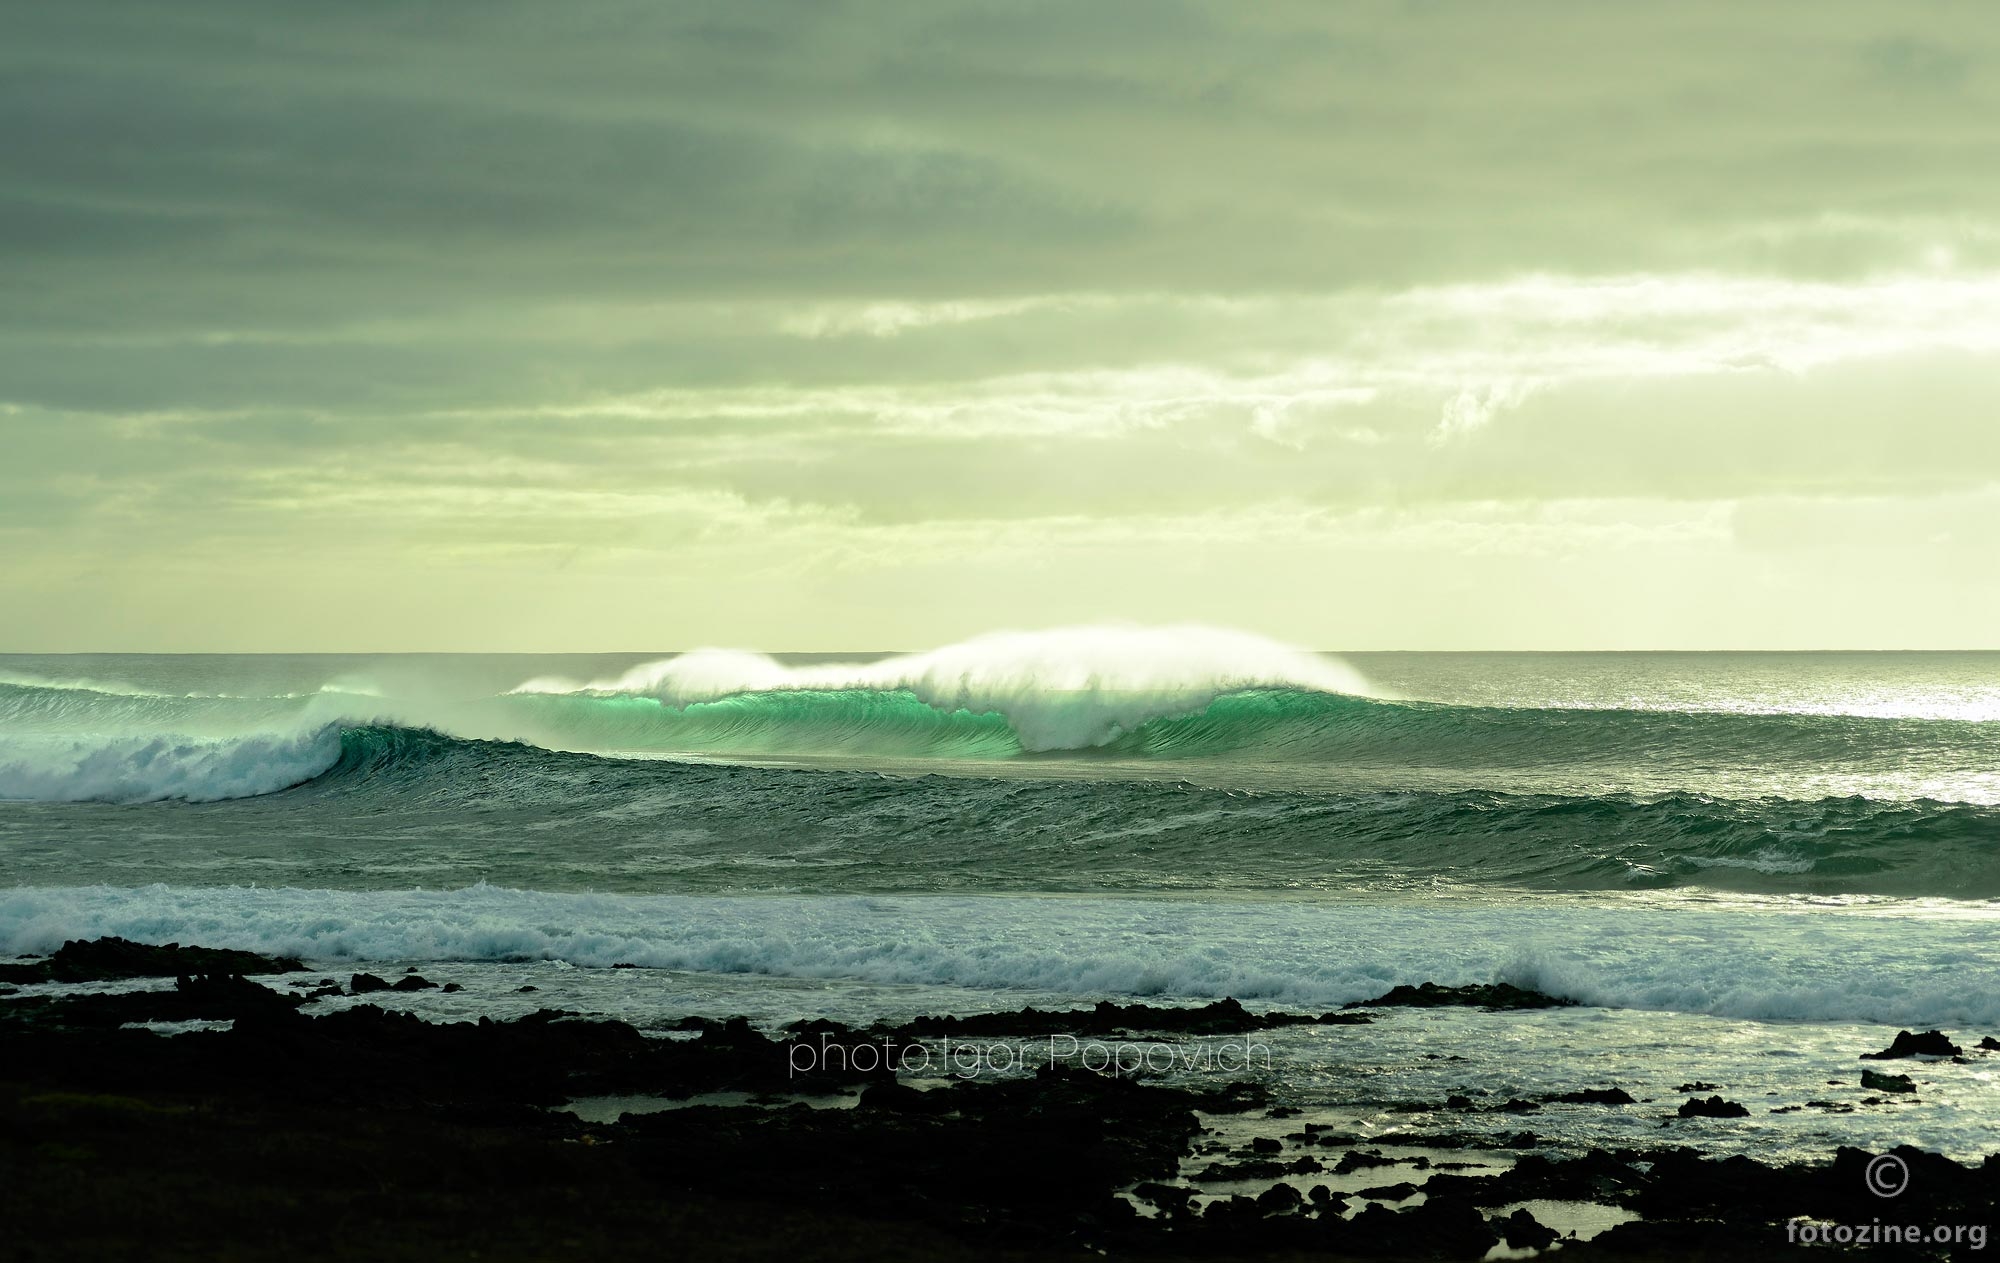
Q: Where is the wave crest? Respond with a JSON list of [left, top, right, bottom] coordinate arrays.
[[511, 625, 1376, 752], [0, 725, 345, 804]]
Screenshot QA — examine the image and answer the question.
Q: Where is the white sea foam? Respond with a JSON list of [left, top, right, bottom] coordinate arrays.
[[0, 727, 343, 804], [510, 625, 1377, 751], [5, 884, 1996, 1028]]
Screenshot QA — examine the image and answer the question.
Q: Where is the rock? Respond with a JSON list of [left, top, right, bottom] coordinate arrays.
[[350, 973, 393, 994], [1497, 1207, 1559, 1250], [1333, 1150, 1402, 1174], [1674, 1081, 1720, 1092], [1249, 1136, 1282, 1154], [1862, 1029, 1962, 1059], [1255, 1182, 1304, 1215], [1859, 1068, 1916, 1094], [876, 995, 1370, 1041], [1131, 1182, 1195, 1216], [1981, 1036, 2000, 1052], [390, 975, 438, 992], [516, 985, 539, 993], [1677, 1095, 1749, 1118], [1349, 981, 1576, 1010], [0, 937, 304, 985], [1356, 1180, 1421, 1201], [1549, 1086, 1636, 1105], [441, 983, 463, 993], [1346, 1197, 1497, 1258]]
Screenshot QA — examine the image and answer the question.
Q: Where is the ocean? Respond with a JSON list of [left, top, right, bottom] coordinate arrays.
[[4, 631, 1997, 1162]]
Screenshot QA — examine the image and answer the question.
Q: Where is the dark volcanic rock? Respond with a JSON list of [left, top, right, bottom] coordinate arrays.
[[1497, 1207, 1559, 1250], [1346, 1198, 1497, 1258], [849, 995, 1371, 1041], [1861, 1029, 1962, 1059], [1349, 981, 1575, 1010], [1982, 1036, 2000, 1052], [0, 937, 304, 985], [390, 975, 439, 992], [1677, 1095, 1749, 1118], [0, 973, 306, 1030], [350, 973, 393, 994], [1549, 1086, 1637, 1105], [1356, 1180, 1422, 1201], [1859, 1068, 1916, 1094]]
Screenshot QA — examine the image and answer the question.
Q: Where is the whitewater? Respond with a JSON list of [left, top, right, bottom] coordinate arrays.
[[3, 629, 1998, 1054]]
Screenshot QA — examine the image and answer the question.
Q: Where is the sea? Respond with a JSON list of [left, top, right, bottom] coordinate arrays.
[[3, 629, 1997, 1164]]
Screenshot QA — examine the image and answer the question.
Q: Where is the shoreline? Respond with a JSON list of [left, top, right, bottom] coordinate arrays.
[[4, 940, 1995, 1259]]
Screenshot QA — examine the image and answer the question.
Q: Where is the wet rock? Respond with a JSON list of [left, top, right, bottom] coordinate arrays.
[[0, 973, 306, 1030], [1249, 1136, 1282, 1154], [1349, 981, 1575, 1010], [515, 985, 538, 993], [1981, 1036, 2000, 1052], [1347, 1197, 1497, 1258], [1677, 1095, 1748, 1118], [1497, 1207, 1559, 1250], [350, 973, 393, 994], [390, 975, 438, 992], [440, 983, 463, 994], [1333, 1149, 1403, 1174], [1255, 1182, 1304, 1215], [1859, 1068, 1916, 1094], [0, 937, 304, 985], [1194, 1155, 1321, 1181], [1130, 1182, 1195, 1216], [1862, 1029, 1962, 1059], [872, 995, 1370, 1041], [1549, 1087, 1636, 1105], [1356, 1180, 1421, 1201]]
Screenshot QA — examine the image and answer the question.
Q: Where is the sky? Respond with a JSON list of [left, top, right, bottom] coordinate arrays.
[[4, 1, 1999, 651]]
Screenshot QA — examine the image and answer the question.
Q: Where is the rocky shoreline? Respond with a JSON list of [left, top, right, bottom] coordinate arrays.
[[3, 939, 1994, 1260]]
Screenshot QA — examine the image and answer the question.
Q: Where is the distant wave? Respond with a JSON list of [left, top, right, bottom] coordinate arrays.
[[6, 883, 1999, 1027], [510, 625, 1379, 751]]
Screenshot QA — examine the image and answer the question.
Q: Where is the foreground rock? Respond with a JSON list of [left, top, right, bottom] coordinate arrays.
[[0, 937, 304, 985]]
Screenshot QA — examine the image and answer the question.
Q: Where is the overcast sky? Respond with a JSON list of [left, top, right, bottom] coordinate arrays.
[[5, 1, 1999, 650]]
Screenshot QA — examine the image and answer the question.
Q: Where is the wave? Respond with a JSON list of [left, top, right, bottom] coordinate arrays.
[[5, 883, 1998, 1027], [511, 625, 1379, 752], [1, 722, 1995, 897], [0, 726, 345, 804]]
